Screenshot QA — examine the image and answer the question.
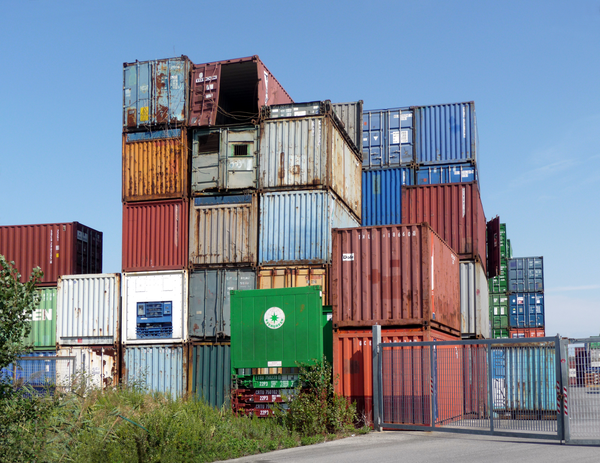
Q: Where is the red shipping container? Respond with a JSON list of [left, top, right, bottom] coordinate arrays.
[[0, 222, 102, 286], [401, 182, 487, 273], [189, 55, 292, 127], [122, 199, 188, 272], [333, 327, 462, 426], [331, 223, 460, 332], [509, 327, 546, 338]]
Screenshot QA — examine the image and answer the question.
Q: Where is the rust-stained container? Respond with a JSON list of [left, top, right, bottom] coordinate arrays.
[[259, 114, 362, 220], [122, 200, 188, 272], [0, 222, 102, 286], [509, 327, 546, 338], [189, 55, 292, 127], [122, 129, 189, 202], [189, 194, 258, 267], [257, 264, 330, 305], [333, 327, 460, 424], [57, 345, 118, 389], [401, 182, 486, 272], [331, 224, 460, 332]]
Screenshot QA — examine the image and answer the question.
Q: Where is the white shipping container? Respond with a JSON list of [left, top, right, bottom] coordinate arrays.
[[460, 261, 490, 339], [57, 274, 120, 346], [56, 345, 118, 389], [122, 270, 188, 344]]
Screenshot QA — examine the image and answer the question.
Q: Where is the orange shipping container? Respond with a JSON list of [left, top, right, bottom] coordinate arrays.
[[509, 327, 546, 338], [331, 224, 460, 332], [401, 182, 487, 273], [333, 327, 461, 426], [122, 129, 189, 202], [257, 265, 329, 305]]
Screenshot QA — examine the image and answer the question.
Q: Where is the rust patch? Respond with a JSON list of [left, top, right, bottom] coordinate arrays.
[[278, 152, 285, 180], [291, 165, 300, 175]]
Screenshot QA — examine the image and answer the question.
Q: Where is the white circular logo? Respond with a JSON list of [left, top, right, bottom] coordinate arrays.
[[264, 307, 285, 329]]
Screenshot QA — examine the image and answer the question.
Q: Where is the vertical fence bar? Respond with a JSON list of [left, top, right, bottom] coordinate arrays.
[[555, 336, 564, 441], [429, 342, 435, 429], [559, 337, 571, 443], [487, 341, 494, 433], [372, 325, 382, 431]]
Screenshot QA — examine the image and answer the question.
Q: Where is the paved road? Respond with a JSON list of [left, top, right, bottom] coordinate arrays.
[[217, 431, 599, 463]]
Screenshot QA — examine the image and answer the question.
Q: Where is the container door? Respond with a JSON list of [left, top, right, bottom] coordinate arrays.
[[486, 217, 501, 279], [191, 130, 221, 192], [189, 270, 220, 338], [155, 58, 187, 124], [190, 63, 221, 127], [224, 127, 258, 190], [223, 269, 256, 338]]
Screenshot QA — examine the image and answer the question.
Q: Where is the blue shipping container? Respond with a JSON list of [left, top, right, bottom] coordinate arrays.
[[362, 107, 414, 169], [361, 167, 414, 226], [415, 162, 477, 185], [259, 190, 360, 265], [414, 102, 477, 165], [1, 351, 57, 390], [509, 293, 545, 328], [508, 257, 544, 292]]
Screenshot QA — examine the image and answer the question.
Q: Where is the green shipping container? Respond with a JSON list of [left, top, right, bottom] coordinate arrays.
[[490, 293, 509, 331], [489, 259, 508, 293], [190, 343, 231, 409], [24, 287, 57, 350], [492, 329, 509, 339], [230, 286, 327, 371]]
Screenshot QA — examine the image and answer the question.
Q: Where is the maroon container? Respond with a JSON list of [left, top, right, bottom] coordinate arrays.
[[401, 182, 487, 273], [122, 199, 188, 272], [331, 223, 460, 332], [189, 55, 292, 127], [0, 222, 102, 286]]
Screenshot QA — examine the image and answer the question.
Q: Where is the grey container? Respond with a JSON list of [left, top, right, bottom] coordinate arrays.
[[508, 257, 544, 293], [189, 268, 256, 339], [191, 125, 259, 194], [460, 261, 490, 339]]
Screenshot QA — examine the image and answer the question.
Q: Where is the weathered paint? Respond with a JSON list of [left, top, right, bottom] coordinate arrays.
[[189, 195, 258, 267], [508, 328, 546, 338], [122, 270, 188, 344], [122, 199, 189, 272], [257, 264, 329, 305], [56, 274, 120, 346], [189, 343, 231, 408], [259, 114, 362, 219], [189, 56, 292, 127], [508, 257, 544, 293], [57, 345, 118, 388], [122, 129, 189, 202], [332, 101, 363, 154], [361, 168, 414, 227], [401, 182, 487, 272], [123, 56, 191, 130], [189, 268, 256, 339], [123, 344, 187, 399], [0, 222, 103, 286], [331, 224, 461, 332], [259, 190, 360, 265], [25, 287, 57, 350], [460, 261, 490, 339], [414, 101, 477, 165], [362, 107, 414, 169]]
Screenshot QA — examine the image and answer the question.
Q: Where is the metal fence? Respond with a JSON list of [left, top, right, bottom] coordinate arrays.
[[1, 356, 76, 394]]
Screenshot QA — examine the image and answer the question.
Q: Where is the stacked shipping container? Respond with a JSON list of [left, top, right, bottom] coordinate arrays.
[[507, 256, 545, 337]]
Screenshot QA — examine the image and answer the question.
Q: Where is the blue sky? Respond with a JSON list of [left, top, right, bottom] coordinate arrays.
[[1, 1, 598, 337]]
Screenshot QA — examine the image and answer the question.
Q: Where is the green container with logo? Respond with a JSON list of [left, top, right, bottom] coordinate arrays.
[[24, 287, 57, 350], [230, 286, 327, 371]]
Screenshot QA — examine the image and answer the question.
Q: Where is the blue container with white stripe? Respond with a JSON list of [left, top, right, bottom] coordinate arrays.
[[509, 293, 545, 328], [361, 167, 414, 226], [362, 107, 414, 169], [415, 162, 477, 185]]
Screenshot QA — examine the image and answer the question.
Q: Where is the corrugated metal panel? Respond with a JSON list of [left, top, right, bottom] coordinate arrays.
[[333, 327, 459, 424], [122, 270, 188, 344], [56, 274, 120, 345], [259, 115, 362, 219], [415, 163, 477, 185], [191, 126, 259, 194], [509, 328, 546, 338], [509, 293, 545, 328], [460, 261, 490, 339], [1, 350, 57, 386], [401, 182, 487, 272], [259, 190, 360, 265], [25, 287, 57, 350], [331, 224, 461, 332], [123, 345, 186, 399], [489, 259, 508, 293], [508, 257, 544, 292], [122, 129, 189, 202], [123, 56, 191, 130], [189, 268, 256, 339], [414, 101, 477, 165], [490, 293, 509, 332], [362, 107, 414, 169], [257, 264, 329, 305], [190, 343, 231, 408], [230, 286, 324, 370], [189, 195, 258, 267], [332, 101, 363, 153], [361, 168, 414, 227], [189, 55, 292, 127], [57, 345, 118, 388], [0, 222, 103, 286], [122, 200, 189, 272]]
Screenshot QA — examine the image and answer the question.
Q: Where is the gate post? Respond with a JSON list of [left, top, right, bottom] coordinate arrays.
[[559, 336, 570, 443], [372, 325, 382, 431], [487, 341, 494, 433]]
